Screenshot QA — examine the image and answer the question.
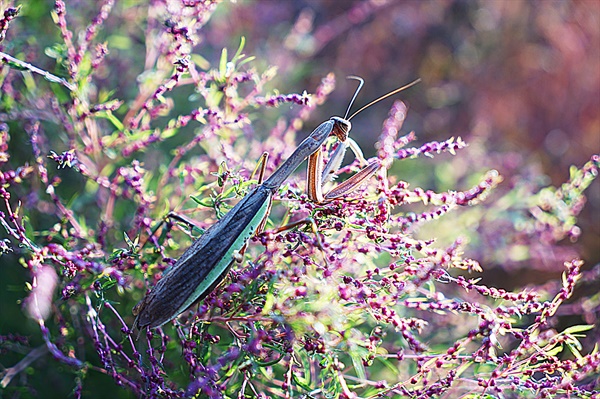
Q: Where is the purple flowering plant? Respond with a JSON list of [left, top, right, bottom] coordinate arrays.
[[1, 2, 599, 398]]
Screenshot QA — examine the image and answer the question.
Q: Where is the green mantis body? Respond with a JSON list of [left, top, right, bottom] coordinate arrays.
[[133, 117, 362, 329], [133, 78, 420, 330]]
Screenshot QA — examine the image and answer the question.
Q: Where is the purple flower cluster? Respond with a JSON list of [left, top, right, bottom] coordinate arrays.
[[395, 136, 467, 160], [255, 92, 311, 107], [0, 5, 19, 42]]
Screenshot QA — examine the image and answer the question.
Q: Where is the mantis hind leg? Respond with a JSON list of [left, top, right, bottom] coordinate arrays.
[[251, 151, 269, 184], [163, 211, 206, 236], [141, 152, 272, 255], [263, 217, 323, 250]]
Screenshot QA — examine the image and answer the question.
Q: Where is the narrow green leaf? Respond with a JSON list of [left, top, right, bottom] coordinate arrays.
[[566, 341, 583, 360], [545, 345, 563, 357], [96, 111, 124, 131], [562, 324, 594, 335], [233, 36, 246, 62], [350, 349, 367, 380], [237, 56, 256, 68], [219, 47, 227, 78], [454, 360, 473, 378]]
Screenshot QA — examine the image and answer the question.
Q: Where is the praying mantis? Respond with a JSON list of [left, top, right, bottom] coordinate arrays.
[[132, 77, 420, 330]]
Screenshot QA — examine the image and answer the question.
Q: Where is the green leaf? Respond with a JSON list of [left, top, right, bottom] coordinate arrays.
[[262, 291, 275, 314], [95, 110, 124, 131], [124, 232, 138, 249], [566, 340, 584, 360], [160, 128, 177, 139], [545, 344, 563, 357], [2, 58, 28, 71], [190, 195, 214, 208], [562, 324, 594, 335], [217, 161, 228, 187], [237, 55, 256, 69], [232, 36, 245, 63], [349, 349, 367, 380], [291, 351, 312, 389], [45, 43, 68, 60], [107, 248, 126, 262], [219, 47, 227, 79], [190, 53, 210, 70], [100, 277, 116, 290], [454, 360, 473, 378]]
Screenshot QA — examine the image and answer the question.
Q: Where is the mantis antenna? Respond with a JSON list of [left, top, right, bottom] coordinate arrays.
[[347, 78, 421, 121], [343, 76, 365, 120]]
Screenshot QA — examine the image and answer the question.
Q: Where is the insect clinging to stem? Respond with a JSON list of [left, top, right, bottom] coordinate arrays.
[[132, 76, 420, 330]]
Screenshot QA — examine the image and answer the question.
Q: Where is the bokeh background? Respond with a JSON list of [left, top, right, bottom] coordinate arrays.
[[202, 0, 600, 269], [203, 0, 600, 295], [204, 0, 600, 337], [1, 0, 598, 397]]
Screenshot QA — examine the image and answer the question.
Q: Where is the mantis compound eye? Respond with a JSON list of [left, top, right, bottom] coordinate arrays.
[[330, 116, 351, 142]]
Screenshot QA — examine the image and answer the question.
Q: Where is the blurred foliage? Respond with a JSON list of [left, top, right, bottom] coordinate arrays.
[[205, 0, 599, 263]]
